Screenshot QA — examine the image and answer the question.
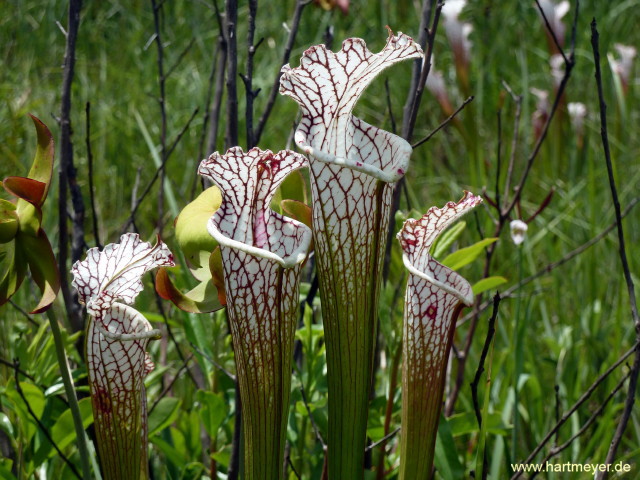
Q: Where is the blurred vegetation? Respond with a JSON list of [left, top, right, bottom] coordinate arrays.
[[0, 0, 639, 478]]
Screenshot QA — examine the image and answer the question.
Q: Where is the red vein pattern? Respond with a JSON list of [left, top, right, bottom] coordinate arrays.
[[199, 147, 311, 480], [279, 30, 423, 478], [396, 192, 482, 479], [71, 234, 174, 480]]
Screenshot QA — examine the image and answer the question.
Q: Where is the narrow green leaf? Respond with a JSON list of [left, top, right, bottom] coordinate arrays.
[[441, 237, 498, 270], [448, 411, 509, 437], [49, 397, 94, 454], [26, 114, 54, 204], [472, 276, 508, 296], [22, 230, 60, 313], [431, 220, 466, 259], [435, 415, 465, 479], [148, 397, 181, 436]]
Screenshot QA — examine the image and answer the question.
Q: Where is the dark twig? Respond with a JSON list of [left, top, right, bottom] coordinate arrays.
[[164, 38, 195, 80], [57, 0, 84, 334], [254, 0, 310, 144], [149, 354, 194, 414], [224, 0, 238, 148], [534, 0, 569, 64], [531, 370, 631, 479], [8, 300, 39, 327], [458, 197, 640, 325], [85, 102, 101, 248], [411, 95, 474, 149], [448, 2, 580, 415], [384, 78, 397, 135], [591, 19, 640, 475], [366, 427, 401, 453], [121, 108, 199, 234], [470, 293, 500, 429], [150, 0, 168, 236], [295, 366, 327, 449], [1, 357, 36, 382], [501, 81, 522, 203], [512, 342, 638, 478], [242, 0, 259, 148], [188, 342, 236, 382], [205, 0, 227, 161], [13, 360, 82, 480]]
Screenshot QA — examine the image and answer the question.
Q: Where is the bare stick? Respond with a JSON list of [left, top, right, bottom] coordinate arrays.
[[470, 293, 500, 429], [591, 19, 640, 476], [241, 0, 259, 148], [366, 427, 401, 453], [57, 0, 85, 334], [511, 342, 638, 478], [501, 81, 522, 203], [531, 370, 631, 478], [148, 354, 194, 414], [384, 78, 397, 135], [121, 108, 199, 234], [458, 197, 639, 325], [151, 0, 168, 235], [85, 102, 101, 248], [224, 0, 238, 148], [254, 0, 310, 145], [534, 0, 568, 64], [411, 96, 474, 149], [205, 0, 227, 159]]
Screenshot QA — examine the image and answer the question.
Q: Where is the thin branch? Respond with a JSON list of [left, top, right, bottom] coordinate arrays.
[[531, 370, 631, 478], [242, 0, 259, 148], [121, 108, 199, 234], [164, 38, 195, 80], [470, 293, 500, 428], [254, 0, 310, 144], [591, 19, 640, 474], [384, 78, 397, 135], [366, 427, 401, 453], [511, 342, 639, 478], [150, 0, 168, 236], [411, 95, 474, 149], [85, 102, 101, 249], [501, 81, 522, 203], [13, 360, 82, 480], [188, 342, 236, 382], [224, 0, 238, 148], [294, 366, 326, 449], [8, 300, 39, 327], [535, 0, 569, 64], [57, 0, 84, 334], [403, 1, 443, 142], [458, 197, 640, 325], [148, 354, 194, 414]]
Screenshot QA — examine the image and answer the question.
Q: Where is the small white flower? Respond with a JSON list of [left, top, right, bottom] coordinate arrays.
[[510, 219, 528, 246], [550, 54, 564, 88], [442, 0, 472, 67], [609, 43, 637, 90], [568, 102, 587, 134], [537, 0, 570, 45]]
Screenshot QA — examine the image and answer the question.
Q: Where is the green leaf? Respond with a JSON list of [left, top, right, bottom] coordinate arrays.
[[156, 267, 223, 314], [196, 390, 227, 438], [174, 186, 221, 268], [5, 382, 45, 443], [0, 199, 18, 243], [22, 230, 60, 313], [434, 415, 465, 479], [0, 413, 13, 437], [472, 276, 508, 296], [441, 237, 498, 270], [431, 220, 466, 259], [0, 239, 27, 306], [448, 411, 510, 437], [150, 434, 185, 467], [50, 397, 94, 454], [148, 397, 181, 436]]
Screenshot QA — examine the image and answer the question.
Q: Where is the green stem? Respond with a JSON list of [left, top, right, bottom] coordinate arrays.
[[46, 308, 92, 480], [512, 246, 523, 462]]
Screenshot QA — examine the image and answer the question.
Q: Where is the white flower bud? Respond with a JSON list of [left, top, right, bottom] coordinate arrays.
[[510, 219, 528, 246]]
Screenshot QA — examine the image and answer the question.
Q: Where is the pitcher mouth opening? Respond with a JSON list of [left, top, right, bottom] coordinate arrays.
[[208, 216, 312, 269]]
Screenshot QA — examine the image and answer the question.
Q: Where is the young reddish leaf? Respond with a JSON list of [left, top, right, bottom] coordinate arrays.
[[2, 177, 46, 208], [279, 30, 422, 478], [199, 147, 311, 479], [396, 191, 482, 480], [209, 247, 226, 306], [26, 114, 54, 205], [71, 234, 174, 480], [22, 230, 60, 313], [155, 267, 223, 313]]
